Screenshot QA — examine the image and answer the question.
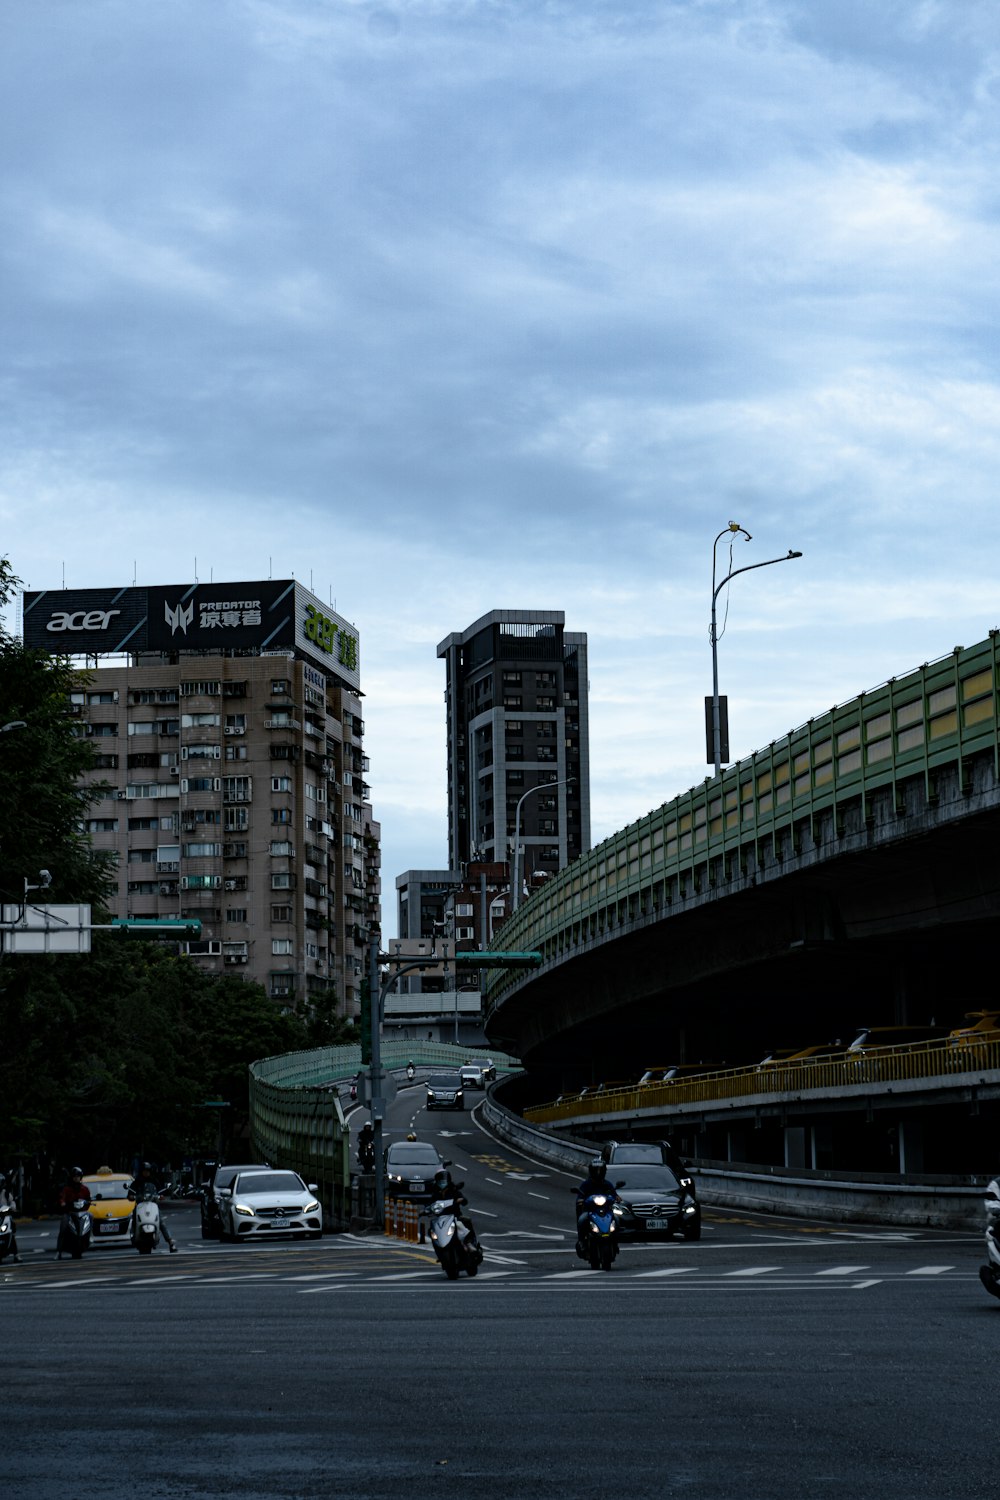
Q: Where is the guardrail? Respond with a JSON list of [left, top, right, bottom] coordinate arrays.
[[483, 1078, 990, 1229], [524, 1036, 1000, 1123]]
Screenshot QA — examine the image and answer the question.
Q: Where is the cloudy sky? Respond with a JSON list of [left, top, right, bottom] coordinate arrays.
[[3, 0, 999, 932]]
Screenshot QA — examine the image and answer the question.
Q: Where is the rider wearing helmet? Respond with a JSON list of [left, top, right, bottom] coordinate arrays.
[[58, 1166, 91, 1210], [0, 1172, 21, 1263], [574, 1158, 621, 1253], [421, 1167, 480, 1251]]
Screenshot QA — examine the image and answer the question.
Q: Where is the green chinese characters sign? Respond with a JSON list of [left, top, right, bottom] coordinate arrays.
[[303, 603, 358, 673]]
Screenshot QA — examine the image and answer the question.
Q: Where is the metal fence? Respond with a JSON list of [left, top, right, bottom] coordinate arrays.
[[524, 1036, 1000, 1124]]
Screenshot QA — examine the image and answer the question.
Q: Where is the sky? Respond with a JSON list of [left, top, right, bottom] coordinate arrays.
[[3, 0, 1000, 936]]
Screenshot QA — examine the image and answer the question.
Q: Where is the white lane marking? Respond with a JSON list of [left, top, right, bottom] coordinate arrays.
[[485, 1178, 505, 1187], [528, 1192, 550, 1201], [298, 1285, 358, 1294], [366, 1270, 435, 1281], [472, 1207, 499, 1218], [544, 1270, 596, 1279], [907, 1265, 954, 1275], [726, 1267, 781, 1276], [816, 1266, 870, 1276], [469, 1271, 515, 1280], [121, 1274, 199, 1285], [39, 1277, 118, 1289], [540, 1225, 573, 1235], [287, 1271, 361, 1281], [635, 1267, 697, 1277], [851, 1280, 882, 1289]]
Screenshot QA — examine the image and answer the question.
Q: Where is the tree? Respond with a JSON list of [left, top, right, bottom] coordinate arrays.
[[0, 556, 116, 909]]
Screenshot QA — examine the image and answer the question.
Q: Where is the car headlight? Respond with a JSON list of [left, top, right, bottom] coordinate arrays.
[[388, 1173, 403, 1183], [612, 1205, 624, 1218], [683, 1202, 696, 1215], [234, 1203, 255, 1216], [304, 1200, 320, 1214]]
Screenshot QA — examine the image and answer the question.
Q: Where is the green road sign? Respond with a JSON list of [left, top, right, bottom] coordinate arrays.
[[111, 918, 202, 939], [454, 951, 542, 969]]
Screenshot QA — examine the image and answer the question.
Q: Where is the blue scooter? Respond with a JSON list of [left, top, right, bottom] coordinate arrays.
[[574, 1186, 622, 1271]]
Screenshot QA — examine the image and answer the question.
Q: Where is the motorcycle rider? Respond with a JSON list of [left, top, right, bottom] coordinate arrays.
[[0, 1172, 21, 1263], [58, 1166, 91, 1211], [422, 1167, 480, 1252], [574, 1158, 621, 1254], [57, 1167, 92, 1260], [126, 1162, 177, 1252], [357, 1122, 375, 1171]]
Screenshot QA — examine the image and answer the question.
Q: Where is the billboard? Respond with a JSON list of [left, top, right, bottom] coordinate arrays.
[[21, 580, 360, 690]]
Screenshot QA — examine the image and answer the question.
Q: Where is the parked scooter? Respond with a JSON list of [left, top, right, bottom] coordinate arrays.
[[423, 1186, 483, 1280], [130, 1185, 162, 1255], [574, 1186, 621, 1271], [57, 1199, 93, 1260], [978, 1176, 1000, 1301]]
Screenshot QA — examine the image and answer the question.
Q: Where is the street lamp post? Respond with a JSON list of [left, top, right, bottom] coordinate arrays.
[[511, 775, 575, 912], [710, 523, 802, 778]]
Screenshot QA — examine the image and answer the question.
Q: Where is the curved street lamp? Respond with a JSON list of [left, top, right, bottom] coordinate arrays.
[[710, 523, 802, 778], [511, 775, 576, 912]]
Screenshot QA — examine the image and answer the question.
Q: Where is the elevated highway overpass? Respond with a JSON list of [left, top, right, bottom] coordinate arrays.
[[483, 631, 1000, 1137]]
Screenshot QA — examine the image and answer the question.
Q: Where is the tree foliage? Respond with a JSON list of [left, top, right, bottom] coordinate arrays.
[[0, 556, 116, 908]]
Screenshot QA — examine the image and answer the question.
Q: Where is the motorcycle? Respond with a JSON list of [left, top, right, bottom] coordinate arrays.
[[0, 1203, 15, 1264], [349, 1080, 358, 1101], [978, 1176, 1000, 1301], [57, 1198, 93, 1260], [130, 1187, 162, 1255], [406, 1062, 415, 1081], [574, 1187, 621, 1271], [423, 1189, 483, 1280]]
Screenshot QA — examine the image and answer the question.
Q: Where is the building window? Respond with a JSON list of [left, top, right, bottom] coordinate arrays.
[[185, 842, 223, 858], [225, 909, 247, 923], [271, 904, 293, 921], [272, 938, 294, 955], [270, 840, 294, 856], [225, 745, 249, 761], [225, 807, 249, 831], [271, 679, 290, 695], [272, 808, 292, 824], [271, 776, 293, 793], [180, 681, 221, 697], [85, 818, 118, 833], [271, 872, 296, 890]]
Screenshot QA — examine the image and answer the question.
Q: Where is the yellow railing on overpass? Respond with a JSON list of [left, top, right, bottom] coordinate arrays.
[[524, 1036, 1000, 1124], [487, 632, 1000, 1014]]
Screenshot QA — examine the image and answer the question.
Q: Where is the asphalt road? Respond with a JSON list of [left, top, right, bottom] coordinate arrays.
[[5, 1082, 998, 1499]]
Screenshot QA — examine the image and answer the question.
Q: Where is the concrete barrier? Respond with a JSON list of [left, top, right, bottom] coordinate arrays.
[[481, 1082, 989, 1230]]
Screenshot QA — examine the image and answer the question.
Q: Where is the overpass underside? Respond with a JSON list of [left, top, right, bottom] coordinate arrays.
[[485, 637, 1000, 1092]]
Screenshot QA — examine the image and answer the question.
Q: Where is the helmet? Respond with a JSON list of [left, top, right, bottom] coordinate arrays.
[[406, 1132, 417, 1141], [433, 1169, 451, 1192], [587, 1158, 606, 1185], [70, 1166, 84, 1178], [141, 1161, 152, 1171]]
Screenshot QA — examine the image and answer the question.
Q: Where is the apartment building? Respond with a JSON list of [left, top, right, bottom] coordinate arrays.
[[436, 610, 590, 895], [22, 579, 380, 1017]]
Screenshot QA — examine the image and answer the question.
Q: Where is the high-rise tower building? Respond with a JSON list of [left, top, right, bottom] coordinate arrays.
[[21, 578, 379, 1017], [436, 610, 590, 895]]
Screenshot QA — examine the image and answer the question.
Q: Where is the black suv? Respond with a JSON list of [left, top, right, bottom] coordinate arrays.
[[600, 1139, 697, 1200], [200, 1161, 270, 1239]]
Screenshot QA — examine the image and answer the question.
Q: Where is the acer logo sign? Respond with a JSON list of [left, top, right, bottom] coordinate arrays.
[[46, 609, 122, 633]]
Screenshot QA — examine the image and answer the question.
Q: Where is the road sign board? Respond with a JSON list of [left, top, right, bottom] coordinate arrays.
[[1, 904, 92, 954]]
